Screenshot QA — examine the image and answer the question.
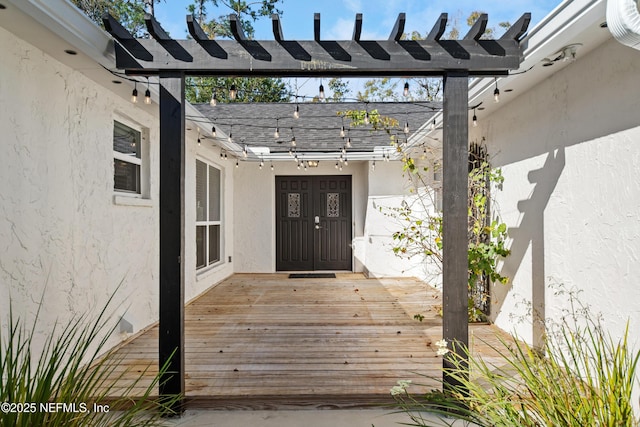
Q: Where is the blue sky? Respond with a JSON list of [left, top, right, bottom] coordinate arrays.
[[154, 0, 564, 41]]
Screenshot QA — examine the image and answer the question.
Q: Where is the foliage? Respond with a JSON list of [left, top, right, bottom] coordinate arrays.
[[327, 78, 351, 102], [392, 291, 640, 426], [0, 293, 178, 426], [342, 109, 509, 322], [186, 0, 289, 104], [70, 0, 156, 37]]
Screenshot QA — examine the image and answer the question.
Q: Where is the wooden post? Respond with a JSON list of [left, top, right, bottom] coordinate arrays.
[[158, 72, 185, 411], [442, 71, 470, 392]]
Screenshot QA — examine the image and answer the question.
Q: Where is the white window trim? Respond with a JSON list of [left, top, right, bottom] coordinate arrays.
[[113, 114, 150, 201], [196, 158, 224, 272]]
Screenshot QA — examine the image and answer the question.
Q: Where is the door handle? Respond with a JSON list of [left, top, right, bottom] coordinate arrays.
[[315, 215, 322, 229]]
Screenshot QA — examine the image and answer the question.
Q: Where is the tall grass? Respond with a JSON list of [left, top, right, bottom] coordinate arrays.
[[393, 294, 640, 426], [0, 292, 178, 426]]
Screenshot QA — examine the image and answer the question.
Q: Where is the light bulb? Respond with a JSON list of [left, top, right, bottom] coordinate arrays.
[[335, 162, 339, 169], [243, 145, 248, 158], [210, 91, 217, 106], [293, 104, 299, 119], [235, 160, 239, 168], [472, 112, 478, 127], [131, 83, 138, 103], [270, 163, 274, 171], [404, 121, 409, 134], [211, 126, 216, 138], [364, 111, 369, 125], [274, 126, 280, 139], [197, 138, 201, 146], [494, 79, 500, 103], [430, 119, 436, 131], [403, 81, 409, 97], [319, 83, 325, 100], [340, 126, 345, 138], [372, 160, 376, 171], [144, 88, 151, 104], [229, 84, 237, 100], [346, 137, 352, 148], [291, 136, 296, 147], [344, 158, 348, 166]]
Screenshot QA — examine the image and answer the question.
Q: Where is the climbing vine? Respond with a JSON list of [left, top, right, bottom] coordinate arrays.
[[340, 110, 510, 322]]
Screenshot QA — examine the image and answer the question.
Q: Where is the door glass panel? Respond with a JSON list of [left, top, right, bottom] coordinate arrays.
[[208, 166, 221, 221], [209, 225, 220, 263], [327, 193, 340, 217], [196, 160, 207, 221], [288, 193, 300, 217]]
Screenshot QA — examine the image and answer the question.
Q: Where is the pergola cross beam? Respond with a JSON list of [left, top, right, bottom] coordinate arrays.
[[102, 10, 530, 413]]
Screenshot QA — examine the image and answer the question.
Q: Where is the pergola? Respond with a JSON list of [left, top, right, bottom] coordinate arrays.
[[103, 10, 530, 409]]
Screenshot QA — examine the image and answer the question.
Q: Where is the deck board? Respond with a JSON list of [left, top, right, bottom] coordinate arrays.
[[100, 273, 512, 409]]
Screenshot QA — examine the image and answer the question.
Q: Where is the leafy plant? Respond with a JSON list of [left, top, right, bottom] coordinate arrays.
[[341, 108, 510, 322], [0, 292, 178, 426], [392, 291, 640, 426]]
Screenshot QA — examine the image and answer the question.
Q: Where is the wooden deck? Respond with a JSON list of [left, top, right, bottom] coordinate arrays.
[[103, 274, 512, 409]]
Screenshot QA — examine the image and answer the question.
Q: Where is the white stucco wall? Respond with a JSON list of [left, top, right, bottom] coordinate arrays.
[[0, 25, 233, 354], [0, 25, 159, 351], [471, 37, 640, 348], [233, 160, 368, 272]]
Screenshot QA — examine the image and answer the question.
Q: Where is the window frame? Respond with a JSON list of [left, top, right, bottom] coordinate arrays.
[[196, 158, 223, 271], [113, 118, 145, 196]]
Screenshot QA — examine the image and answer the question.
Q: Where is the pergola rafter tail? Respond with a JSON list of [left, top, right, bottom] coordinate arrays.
[[102, 12, 531, 77]]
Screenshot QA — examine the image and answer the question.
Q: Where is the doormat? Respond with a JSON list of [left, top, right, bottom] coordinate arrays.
[[288, 273, 336, 279]]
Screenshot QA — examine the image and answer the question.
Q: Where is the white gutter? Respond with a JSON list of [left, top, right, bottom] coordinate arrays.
[[606, 0, 640, 50]]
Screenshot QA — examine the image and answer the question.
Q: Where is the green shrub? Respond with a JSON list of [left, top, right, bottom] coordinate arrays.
[[0, 292, 178, 426], [393, 293, 640, 426]]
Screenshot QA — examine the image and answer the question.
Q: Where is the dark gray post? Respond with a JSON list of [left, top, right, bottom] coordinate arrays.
[[442, 71, 470, 392], [158, 72, 185, 411]]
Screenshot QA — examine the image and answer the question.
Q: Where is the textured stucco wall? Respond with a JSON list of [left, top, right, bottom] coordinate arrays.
[[471, 37, 640, 347], [0, 25, 159, 351], [0, 25, 232, 354]]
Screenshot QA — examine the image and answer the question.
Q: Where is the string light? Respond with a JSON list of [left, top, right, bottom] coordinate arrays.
[[259, 157, 264, 169], [319, 81, 325, 100], [288, 148, 293, 157], [344, 157, 349, 166], [290, 128, 296, 147], [242, 144, 248, 158], [364, 110, 370, 125], [144, 78, 151, 104], [472, 108, 478, 127], [197, 137, 201, 146], [131, 81, 138, 103], [210, 91, 217, 106], [403, 120, 410, 134], [235, 159, 239, 168], [371, 159, 376, 171], [293, 103, 299, 119], [274, 118, 280, 139], [430, 119, 436, 131], [335, 161, 339, 169], [493, 78, 500, 103], [270, 162, 274, 171], [340, 117, 346, 138], [211, 126, 216, 138], [403, 81, 409, 97], [229, 84, 237, 100]]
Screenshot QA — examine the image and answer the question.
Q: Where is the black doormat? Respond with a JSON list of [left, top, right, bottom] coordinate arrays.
[[288, 273, 336, 279]]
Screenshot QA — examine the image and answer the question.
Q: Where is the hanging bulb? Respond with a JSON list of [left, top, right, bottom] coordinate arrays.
[[493, 78, 500, 103], [297, 162, 301, 170], [211, 126, 216, 138], [304, 162, 308, 171], [197, 138, 201, 146], [404, 121, 410, 134], [131, 82, 138, 103], [341, 146, 347, 155], [144, 79, 151, 105], [228, 125, 233, 143], [243, 145, 248, 158], [430, 119, 436, 131], [340, 125, 346, 138], [345, 137, 352, 148], [229, 84, 237, 100], [335, 162, 339, 169], [288, 148, 293, 157], [224, 152, 228, 160], [403, 81, 409, 97], [235, 159, 239, 168], [293, 104, 299, 119], [260, 158, 264, 168], [270, 162, 274, 171], [371, 160, 376, 171], [274, 125, 280, 139], [210, 91, 217, 106], [364, 111, 370, 125], [344, 157, 348, 166], [220, 151, 224, 160], [339, 164, 343, 171], [291, 136, 296, 147], [259, 162, 263, 170], [472, 109, 478, 127], [319, 83, 325, 100]]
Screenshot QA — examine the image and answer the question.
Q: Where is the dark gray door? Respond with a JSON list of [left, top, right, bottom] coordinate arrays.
[[276, 176, 352, 271]]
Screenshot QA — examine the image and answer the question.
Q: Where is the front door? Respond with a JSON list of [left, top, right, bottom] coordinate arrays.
[[276, 175, 352, 271]]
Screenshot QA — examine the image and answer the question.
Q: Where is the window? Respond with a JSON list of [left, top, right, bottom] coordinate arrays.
[[196, 159, 222, 269], [113, 121, 141, 193]]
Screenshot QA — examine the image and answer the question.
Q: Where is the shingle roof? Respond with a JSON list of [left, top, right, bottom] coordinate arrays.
[[191, 101, 440, 154]]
